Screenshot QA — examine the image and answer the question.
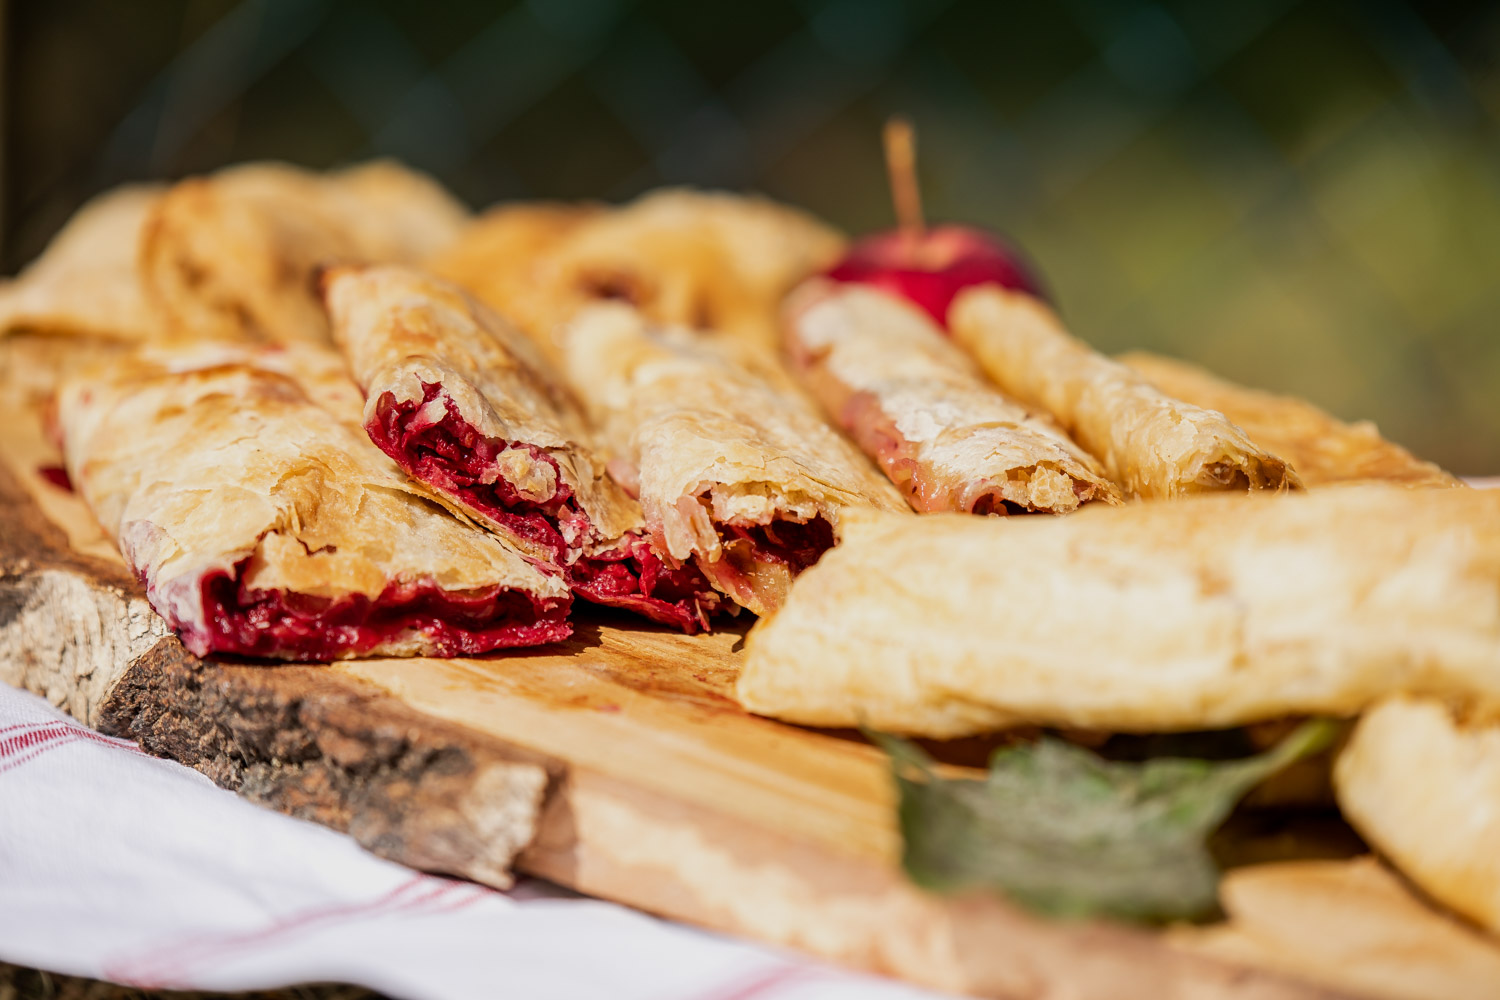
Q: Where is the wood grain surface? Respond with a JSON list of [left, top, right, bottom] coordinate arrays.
[[0, 334, 1355, 999]]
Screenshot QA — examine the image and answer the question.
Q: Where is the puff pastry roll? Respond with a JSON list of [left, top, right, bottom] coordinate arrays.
[[738, 485, 1500, 737], [1120, 352, 1461, 489], [784, 280, 1120, 514], [322, 265, 723, 632], [1335, 697, 1500, 938], [141, 160, 469, 346], [58, 345, 571, 661], [531, 189, 845, 354], [950, 286, 1299, 499], [426, 201, 602, 367], [564, 302, 908, 617], [1173, 857, 1500, 1000], [0, 184, 162, 343]]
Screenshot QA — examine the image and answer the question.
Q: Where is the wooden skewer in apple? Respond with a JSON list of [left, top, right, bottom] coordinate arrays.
[[822, 117, 1043, 329]]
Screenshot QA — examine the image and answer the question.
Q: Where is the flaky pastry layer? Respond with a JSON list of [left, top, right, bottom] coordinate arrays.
[[532, 188, 846, 354], [323, 265, 720, 631], [785, 280, 1120, 514], [738, 485, 1500, 736], [950, 286, 1299, 499], [0, 184, 162, 343], [425, 201, 603, 368], [59, 345, 570, 660], [564, 302, 908, 616], [1121, 352, 1462, 490], [140, 160, 469, 346]]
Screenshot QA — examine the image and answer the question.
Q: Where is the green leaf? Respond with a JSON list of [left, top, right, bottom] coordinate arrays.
[[871, 719, 1337, 922]]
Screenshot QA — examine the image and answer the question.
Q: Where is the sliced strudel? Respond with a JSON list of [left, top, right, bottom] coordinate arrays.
[[59, 345, 571, 660], [785, 280, 1120, 514], [322, 265, 722, 632], [563, 302, 909, 617]]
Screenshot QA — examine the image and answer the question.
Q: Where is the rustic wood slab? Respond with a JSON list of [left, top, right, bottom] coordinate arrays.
[[0, 337, 1346, 999]]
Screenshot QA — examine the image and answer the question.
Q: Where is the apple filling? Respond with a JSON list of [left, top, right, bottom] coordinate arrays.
[[692, 515, 835, 618], [188, 562, 573, 661], [368, 382, 721, 632]]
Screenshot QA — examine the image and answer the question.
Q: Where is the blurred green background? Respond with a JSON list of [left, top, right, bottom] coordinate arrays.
[[5, 0, 1498, 472]]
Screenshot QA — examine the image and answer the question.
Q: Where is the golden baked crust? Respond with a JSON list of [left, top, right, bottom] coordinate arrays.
[[322, 264, 641, 555], [58, 344, 568, 660], [322, 266, 727, 631], [564, 302, 908, 616], [950, 286, 1299, 499], [1334, 696, 1500, 936], [1171, 857, 1500, 1000], [332, 159, 475, 257], [1121, 352, 1461, 489], [131, 338, 369, 427], [0, 184, 162, 343], [140, 160, 469, 346], [533, 188, 846, 354], [737, 485, 1500, 736], [785, 280, 1120, 514], [426, 201, 603, 366]]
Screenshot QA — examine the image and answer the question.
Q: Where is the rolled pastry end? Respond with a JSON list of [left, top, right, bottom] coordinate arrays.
[[366, 379, 584, 559], [840, 389, 1119, 515], [950, 286, 1302, 500], [366, 379, 724, 633], [786, 281, 1123, 516], [660, 487, 836, 619], [1189, 449, 1298, 495]]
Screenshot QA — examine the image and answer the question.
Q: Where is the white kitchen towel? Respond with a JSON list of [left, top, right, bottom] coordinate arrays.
[[0, 682, 948, 1000]]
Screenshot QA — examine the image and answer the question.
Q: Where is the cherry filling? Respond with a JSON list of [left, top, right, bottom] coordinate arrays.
[[690, 513, 836, 616], [37, 465, 74, 492], [368, 384, 576, 564], [369, 383, 721, 633], [570, 535, 724, 632], [189, 562, 572, 661], [718, 517, 835, 574]]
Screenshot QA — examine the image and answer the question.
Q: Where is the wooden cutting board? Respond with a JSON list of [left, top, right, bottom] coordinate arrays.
[[0, 337, 1349, 1000]]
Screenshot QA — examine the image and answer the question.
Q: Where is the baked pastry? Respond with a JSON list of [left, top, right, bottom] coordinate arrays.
[[563, 302, 909, 616], [0, 184, 162, 343], [130, 337, 370, 428], [1334, 696, 1500, 936], [426, 201, 603, 366], [1173, 856, 1500, 1000], [322, 265, 723, 632], [140, 160, 469, 346], [58, 344, 570, 660], [531, 188, 846, 354], [784, 280, 1120, 514], [949, 286, 1300, 499], [1120, 352, 1461, 489], [737, 485, 1500, 736]]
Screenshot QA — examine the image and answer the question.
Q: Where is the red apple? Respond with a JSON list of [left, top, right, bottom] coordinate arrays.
[[824, 223, 1044, 329]]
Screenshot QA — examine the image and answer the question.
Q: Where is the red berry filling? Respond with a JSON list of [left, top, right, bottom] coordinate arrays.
[[368, 382, 722, 632], [186, 561, 572, 661]]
